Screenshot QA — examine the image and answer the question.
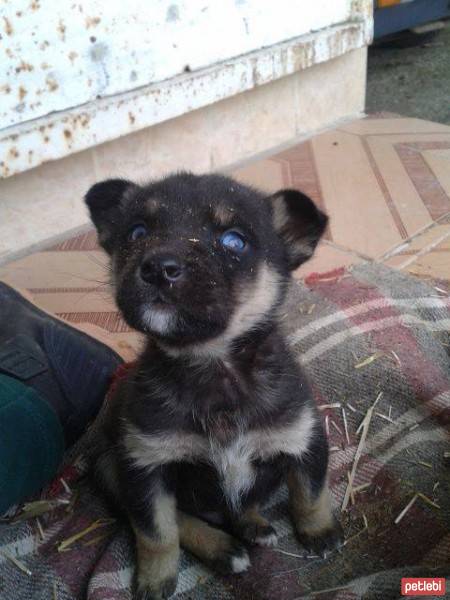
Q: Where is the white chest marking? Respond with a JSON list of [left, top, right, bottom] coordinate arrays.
[[124, 406, 315, 510]]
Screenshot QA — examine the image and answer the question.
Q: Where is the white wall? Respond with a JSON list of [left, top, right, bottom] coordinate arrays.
[[1, 0, 356, 128], [0, 0, 372, 178]]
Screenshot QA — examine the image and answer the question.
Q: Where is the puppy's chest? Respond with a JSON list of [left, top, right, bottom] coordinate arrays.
[[125, 406, 314, 508]]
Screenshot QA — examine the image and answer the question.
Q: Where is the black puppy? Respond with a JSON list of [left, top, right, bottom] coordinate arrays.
[[85, 172, 342, 600]]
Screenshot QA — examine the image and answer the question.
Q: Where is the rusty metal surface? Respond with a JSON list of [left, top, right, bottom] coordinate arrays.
[[0, 1, 373, 178]]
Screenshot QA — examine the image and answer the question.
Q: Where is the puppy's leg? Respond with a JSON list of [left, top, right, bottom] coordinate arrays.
[[120, 464, 179, 600], [177, 511, 250, 574], [231, 505, 278, 547], [286, 427, 343, 556]]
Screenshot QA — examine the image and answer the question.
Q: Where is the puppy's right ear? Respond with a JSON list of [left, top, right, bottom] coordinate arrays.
[[85, 179, 135, 253]]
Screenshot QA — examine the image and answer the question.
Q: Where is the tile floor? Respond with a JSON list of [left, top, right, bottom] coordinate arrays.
[[1, 113, 449, 358]]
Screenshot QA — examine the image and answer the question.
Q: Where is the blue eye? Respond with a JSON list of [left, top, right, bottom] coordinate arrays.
[[129, 224, 149, 241], [220, 230, 246, 252]]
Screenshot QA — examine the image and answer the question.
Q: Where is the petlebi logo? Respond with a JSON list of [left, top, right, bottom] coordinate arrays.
[[401, 578, 446, 596]]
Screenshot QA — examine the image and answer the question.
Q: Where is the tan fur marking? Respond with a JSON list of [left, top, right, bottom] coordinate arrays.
[[212, 205, 234, 227], [134, 528, 179, 594], [288, 473, 334, 536], [132, 488, 179, 595], [146, 198, 160, 214], [239, 506, 270, 529], [178, 512, 237, 561], [271, 195, 290, 231]]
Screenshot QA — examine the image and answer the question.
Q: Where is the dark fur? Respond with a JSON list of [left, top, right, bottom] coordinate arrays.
[[85, 172, 342, 600]]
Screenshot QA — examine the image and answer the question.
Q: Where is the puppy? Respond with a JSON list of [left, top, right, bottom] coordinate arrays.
[[85, 172, 342, 600]]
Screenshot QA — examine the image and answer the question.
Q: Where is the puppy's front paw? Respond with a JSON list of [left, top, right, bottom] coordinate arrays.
[[296, 519, 344, 558], [134, 542, 179, 600], [214, 540, 251, 574], [135, 575, 178, 600], [240, 522, 278, 547]]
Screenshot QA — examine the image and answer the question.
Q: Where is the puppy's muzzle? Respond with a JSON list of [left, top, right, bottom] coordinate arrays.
[[139, 252, 185, 286]]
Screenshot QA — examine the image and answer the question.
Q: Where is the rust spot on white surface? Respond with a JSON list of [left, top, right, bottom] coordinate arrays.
[[57, 19, 66, 41], [15, 61, 34, 74], [85, 16, 101, 28], [3, 16, 13, 35], [46, 76, 59, 92]]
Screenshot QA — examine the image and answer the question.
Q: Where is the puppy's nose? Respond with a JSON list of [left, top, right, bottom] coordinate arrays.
[[161, 258, 183, 282], [140, 255, 184, 284]]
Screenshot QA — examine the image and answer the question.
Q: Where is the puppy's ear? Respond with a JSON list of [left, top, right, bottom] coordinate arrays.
[[268, 189, 328, 270], [85, 178, 135, 253]]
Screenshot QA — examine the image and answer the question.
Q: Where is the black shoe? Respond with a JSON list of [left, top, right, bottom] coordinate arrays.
[[0, 282, 122, 447]]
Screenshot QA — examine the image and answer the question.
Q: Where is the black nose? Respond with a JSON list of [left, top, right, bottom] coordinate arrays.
[[161, 259, 183, 282], [140, 255, 184, 284]]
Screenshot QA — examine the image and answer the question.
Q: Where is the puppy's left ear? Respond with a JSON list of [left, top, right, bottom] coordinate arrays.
[[268, 189, 328, 270]]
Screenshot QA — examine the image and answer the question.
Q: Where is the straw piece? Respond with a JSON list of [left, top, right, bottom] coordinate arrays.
[[57, 519, 114, 552], [307, 304, 316, 315], [347, 471, 355, 506], [353, 482, 370, 493], [409, 423, 419, 432], [274, 548, 305, 559], [330, 420, 342, 435], [356, 392, 382, 435], [83, 533, 108, 547], [325, 415, 330, 437], [36, 517, 45, 541], [375, 412, 395, 423], [354, 352, 384, 369], [188, 238, 199, 243], [418, 461, 433, 469], [13, 500, 69, 522], [346, 403, 357, 413], [342, 393, 381, 512], [434, 286, 447, 294], [395, 494, 418, 524], [417, 492, 440, 510], [342, 408, 350, 444], [296, 583, 353, 598], [343, 525, 367, 547], [390, 350, 401, 367], [318, 403, 341, 411], [60, 478, 71, 495], [0, 550, 32, 576]]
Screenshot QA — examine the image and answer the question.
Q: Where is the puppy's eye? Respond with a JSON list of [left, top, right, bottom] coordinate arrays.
[[128, 224, 149, 241], [220, 230, 246, 252]]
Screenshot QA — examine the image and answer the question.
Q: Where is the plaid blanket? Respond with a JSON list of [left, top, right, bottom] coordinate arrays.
[[1, 263, 449, 600]]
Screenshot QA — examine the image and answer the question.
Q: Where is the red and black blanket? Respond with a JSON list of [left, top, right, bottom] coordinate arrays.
[[1, 263, 449, 600]]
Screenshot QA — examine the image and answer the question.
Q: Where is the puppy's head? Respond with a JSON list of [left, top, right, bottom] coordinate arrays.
[[85, 172, 327, 351]]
